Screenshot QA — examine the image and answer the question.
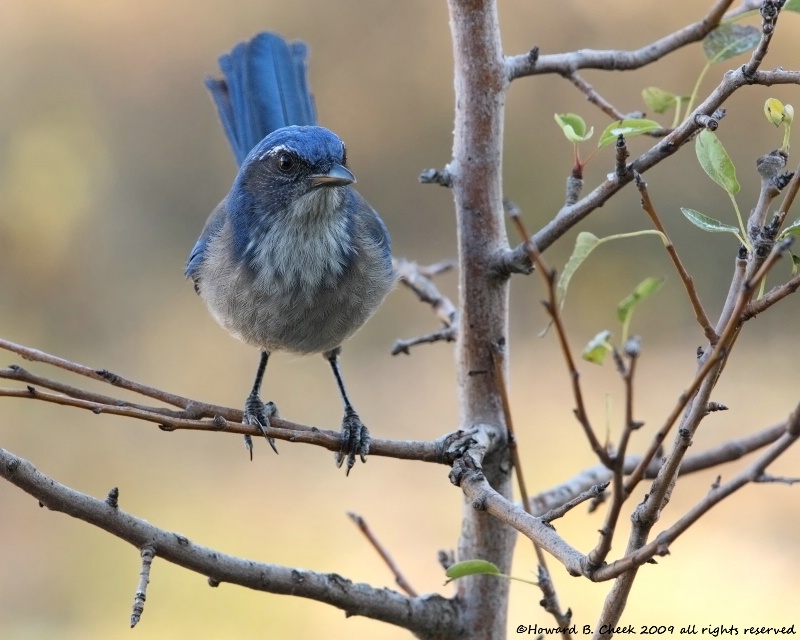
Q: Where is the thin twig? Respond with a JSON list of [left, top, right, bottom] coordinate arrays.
[[592, 401, 800, 582], [0, 338, 216, 417], [506, 209, 611, 467], [587, 341, 641, 569], [131, 546, 155, 628], [392, 257, 459, 355], [742, 270, 800, 320], [624, 240, 790, 495], [540, 483, 609, 524], [348, 512, 418, 597], [635, 173, 716, 341], [566, 72, 642, 122]]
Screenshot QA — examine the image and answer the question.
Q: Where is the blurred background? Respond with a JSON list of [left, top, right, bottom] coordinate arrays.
[[1, 1, 799, 638]]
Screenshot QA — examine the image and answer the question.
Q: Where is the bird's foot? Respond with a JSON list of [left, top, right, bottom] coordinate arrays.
[[335, 408, 370, 475], [243, 394, 279, 460]]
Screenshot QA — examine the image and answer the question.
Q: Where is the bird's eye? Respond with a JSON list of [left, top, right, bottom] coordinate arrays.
[[276, 152, 294, 173]]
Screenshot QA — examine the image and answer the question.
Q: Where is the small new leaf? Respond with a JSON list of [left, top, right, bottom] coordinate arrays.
[[702, 24, 760, 63], [445, 559, 502, 583], [582, 331, 613, 365], [642, 87, 679, 114], [779, 218, 800, 239], [555, 113, 594, 143], [765, 98, 787, 127], [695, 129, 740, 196], [556, 232, 600, 310], [598, 119, 662, 148], [681, 208, 742, 236], [617, 277, 665, 324]]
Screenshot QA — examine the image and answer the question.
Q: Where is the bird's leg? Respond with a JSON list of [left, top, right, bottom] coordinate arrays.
[[324, 347, 370, 474], [243, 350, 278, 459]]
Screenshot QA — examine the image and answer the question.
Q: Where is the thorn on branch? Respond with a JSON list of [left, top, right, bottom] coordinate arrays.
[[705, 401, 729, 414], [105, 487, 119, 509], [131, 545, 155, 628], [96, 369, 122, 385], [419, 167, 452, 188], [208, 577, 221, 587], [694, 108, 726, 131], [615, 135, 630, 178], [527, 46, 539, 68]]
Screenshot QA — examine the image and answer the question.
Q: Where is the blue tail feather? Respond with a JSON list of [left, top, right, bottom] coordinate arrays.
[[205, 32, 317, 166]]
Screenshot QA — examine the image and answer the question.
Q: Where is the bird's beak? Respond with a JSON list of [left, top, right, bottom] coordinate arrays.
[[310, 163, 356, 189]]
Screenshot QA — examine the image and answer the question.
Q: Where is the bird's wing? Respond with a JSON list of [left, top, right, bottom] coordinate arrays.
[[205, 32, 317, 166], [185, 202, 227, 291]]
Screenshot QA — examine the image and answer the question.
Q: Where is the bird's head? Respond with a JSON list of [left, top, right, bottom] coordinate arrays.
[[233, 125, 355, 216]]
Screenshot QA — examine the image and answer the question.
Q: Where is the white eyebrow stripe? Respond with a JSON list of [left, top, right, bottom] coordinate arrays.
[[256, 144, 292, 161]]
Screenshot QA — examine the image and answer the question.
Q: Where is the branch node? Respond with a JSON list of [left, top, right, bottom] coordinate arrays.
[[419, 167, 452, 187], [96, 369, 122, 385], [105, 487, 119, 509]]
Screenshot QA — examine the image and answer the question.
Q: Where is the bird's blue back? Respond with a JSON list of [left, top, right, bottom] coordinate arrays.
[[205, 32, 317, 167]]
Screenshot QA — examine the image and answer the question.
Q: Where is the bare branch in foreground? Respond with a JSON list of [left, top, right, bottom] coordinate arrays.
[[0, 448, 461, 638]]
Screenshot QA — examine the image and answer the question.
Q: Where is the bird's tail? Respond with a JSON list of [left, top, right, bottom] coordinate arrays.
[[205, 32, 318, 167]]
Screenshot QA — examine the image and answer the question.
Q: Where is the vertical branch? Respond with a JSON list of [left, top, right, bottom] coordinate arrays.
[[447, 1, 515, 638]]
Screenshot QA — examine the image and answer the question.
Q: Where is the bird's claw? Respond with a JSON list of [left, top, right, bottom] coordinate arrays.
[[243, 395, 279, 459], [335, 408, 370, 475]]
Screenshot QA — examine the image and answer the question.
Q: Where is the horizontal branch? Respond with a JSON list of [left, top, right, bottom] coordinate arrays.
[[0, 338, 463, 465], [527, 421, 788, 515], [506, 0, 734, 79], [0, 447, 461, 637]]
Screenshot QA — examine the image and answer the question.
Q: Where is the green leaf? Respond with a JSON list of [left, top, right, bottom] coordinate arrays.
[[702, 24, 760, 63], [695, 129, 740, 195], [445, 560, 502, 581], [785, 0, 800, 13], [598, 119, 662, 148], [765, 98, 787, 127], [642, 87, 679, 114], [556, 232, 600, 310], [779, 218, 800, 239], [617, 277, 665, 324], [582, 331, 613, 365], [554, 113, 594, 143], [791, 253, 800, 276], [681, 208, 742, 235]]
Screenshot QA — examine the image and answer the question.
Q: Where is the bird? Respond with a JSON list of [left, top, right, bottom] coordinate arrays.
[[186, 32, 395, 473]]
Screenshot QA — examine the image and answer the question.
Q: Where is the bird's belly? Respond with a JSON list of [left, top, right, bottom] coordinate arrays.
[[205, 274, 377, 355]]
